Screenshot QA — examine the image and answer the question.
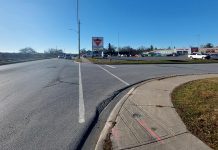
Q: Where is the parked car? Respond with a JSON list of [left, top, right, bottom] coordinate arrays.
[[188, 53, 210, 59], [154, 53, 162, 57], [141, 53, 149, 57], [208, 53, 218, 60], [166, 53, 178, 57], [64, 54, 72, 59], [102, 54, 108, 58], [58, 55, 64, 59]]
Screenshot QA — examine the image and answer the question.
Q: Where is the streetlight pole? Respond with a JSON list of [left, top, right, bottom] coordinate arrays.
[[118, 32, 120, 56], [77, 0, 81, 59]]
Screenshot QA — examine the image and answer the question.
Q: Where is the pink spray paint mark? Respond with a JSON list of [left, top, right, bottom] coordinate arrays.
[[112, 127, 120, 142], [137, 119, 164, 144]]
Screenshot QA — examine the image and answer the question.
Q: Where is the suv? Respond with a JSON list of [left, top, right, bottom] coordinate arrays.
[[64, 54, 72, 59]]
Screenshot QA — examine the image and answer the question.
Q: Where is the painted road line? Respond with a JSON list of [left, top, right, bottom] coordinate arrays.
[[98, 65, 130, 86], [105, 65, 116, 69], [79, 63, 85, 123]]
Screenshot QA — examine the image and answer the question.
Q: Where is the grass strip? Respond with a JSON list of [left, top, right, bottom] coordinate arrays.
[[87, 58, 218, 65], [171, 78, 218, 150]]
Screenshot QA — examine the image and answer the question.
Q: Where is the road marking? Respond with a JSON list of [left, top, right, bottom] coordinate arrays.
[[97, 65, 130, 86], [105, 65, 116, 69], [79, 63, 85, 123]]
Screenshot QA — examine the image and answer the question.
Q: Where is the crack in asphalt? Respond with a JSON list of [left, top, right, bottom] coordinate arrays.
[[0, 93, 13, 102], [44, 78, 78, 88]]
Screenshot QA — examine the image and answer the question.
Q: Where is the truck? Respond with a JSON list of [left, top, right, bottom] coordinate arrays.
[[188, 53, 209, 59]]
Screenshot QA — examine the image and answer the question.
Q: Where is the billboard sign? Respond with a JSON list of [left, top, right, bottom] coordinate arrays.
[[92, 37, 104, 50], [191, 47, 199, 53]]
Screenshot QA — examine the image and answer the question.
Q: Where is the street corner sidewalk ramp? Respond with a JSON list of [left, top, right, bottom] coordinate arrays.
[[95, 74, 218, 150]]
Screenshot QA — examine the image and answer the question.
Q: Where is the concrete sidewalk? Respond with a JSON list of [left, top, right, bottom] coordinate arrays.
[[96, 74, 218, 150]]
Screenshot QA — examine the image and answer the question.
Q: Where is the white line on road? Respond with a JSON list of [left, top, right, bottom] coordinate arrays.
[[98, 65, 130, 86], [105, 65, 116, 69], [79, 63, 85, 123]]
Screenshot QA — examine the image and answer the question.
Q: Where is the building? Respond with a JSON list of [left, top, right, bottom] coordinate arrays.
[[154, 49, 174, 55], [199, 48, 218, 53], [175, 48, 191, 55], [154, 48, 191, 55]]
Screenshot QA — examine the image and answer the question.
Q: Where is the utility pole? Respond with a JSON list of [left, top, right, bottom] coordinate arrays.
[[118, 32, 120, 56], [196, 34, 201, 48], [77, 0, 81, 59], [198, 34, 201, 48]]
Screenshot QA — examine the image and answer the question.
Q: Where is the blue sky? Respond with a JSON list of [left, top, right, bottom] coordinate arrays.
[[0, 0, 218, 53]]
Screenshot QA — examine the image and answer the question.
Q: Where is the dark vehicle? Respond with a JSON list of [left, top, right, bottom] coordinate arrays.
[[205, 54, 211, 60], [141, 53, 149, 57], [141, 52, 161, 57], [64, 54, 71, 59], [166, 53, 178, 57], [102, 54, 108, 58], [58, 55, 64, 59], [91, 51, 102, 58], [209, 54, 218, 60], [154, 53, 162, 57]]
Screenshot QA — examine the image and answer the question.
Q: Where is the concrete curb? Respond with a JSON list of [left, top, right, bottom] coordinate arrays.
[[95, 87, 136, 150], [94, 73, 218, 150], [94, 79, 157, 150], [74, 73, 216, 150]]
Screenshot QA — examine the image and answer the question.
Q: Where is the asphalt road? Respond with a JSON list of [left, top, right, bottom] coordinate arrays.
[[0, 59, 218, 150]]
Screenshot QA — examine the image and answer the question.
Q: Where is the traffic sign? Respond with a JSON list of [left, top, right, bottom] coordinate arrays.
[[92, 37, 104, 50]]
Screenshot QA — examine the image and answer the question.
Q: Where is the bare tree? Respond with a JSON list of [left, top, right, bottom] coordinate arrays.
[[204, 43, 214, 48], [19, 47, 37, 54]]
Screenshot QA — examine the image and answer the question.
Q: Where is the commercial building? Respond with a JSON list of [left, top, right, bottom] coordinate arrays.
[[199, 48, 218, 53], [154, 48, 191, 55]]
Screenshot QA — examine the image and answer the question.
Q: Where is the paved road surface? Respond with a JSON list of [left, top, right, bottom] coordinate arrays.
[[0, 59, 218, 150]]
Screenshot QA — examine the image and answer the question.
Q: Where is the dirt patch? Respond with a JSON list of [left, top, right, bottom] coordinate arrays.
[[103, 122, 116, 150]]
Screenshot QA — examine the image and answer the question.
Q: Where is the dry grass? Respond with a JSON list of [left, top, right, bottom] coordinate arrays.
[[87, 58, 218, 65], [172, 78, 218, 150]]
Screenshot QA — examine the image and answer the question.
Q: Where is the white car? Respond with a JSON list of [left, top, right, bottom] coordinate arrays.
[[188, 53, 209, 59]]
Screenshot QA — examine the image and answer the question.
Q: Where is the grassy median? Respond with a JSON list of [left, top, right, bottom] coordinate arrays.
[[87, 58, 218, 65], [171, 78, 218, 150]]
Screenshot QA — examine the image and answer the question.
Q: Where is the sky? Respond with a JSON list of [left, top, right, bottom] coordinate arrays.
[[0, 0, 218, 53]]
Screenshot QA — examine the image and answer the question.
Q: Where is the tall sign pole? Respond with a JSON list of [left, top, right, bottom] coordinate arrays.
[[77, 0, 80, 59]]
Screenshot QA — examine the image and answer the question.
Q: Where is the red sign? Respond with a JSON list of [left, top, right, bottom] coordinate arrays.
[[92, 37, 104, 50], [94, 38, 102, 46]]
